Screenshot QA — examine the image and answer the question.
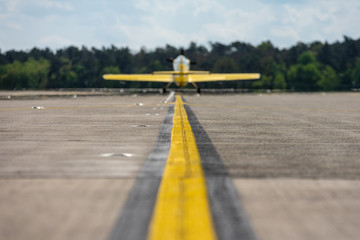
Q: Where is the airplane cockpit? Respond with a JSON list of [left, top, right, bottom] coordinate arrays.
[[173, 55, 190, 72]]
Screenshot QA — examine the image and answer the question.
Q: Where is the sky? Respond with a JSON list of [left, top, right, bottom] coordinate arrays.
[[0, 0, 359, 52]]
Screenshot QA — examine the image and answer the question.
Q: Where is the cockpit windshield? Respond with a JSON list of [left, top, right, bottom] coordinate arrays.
[[173, 55, 190, 72]]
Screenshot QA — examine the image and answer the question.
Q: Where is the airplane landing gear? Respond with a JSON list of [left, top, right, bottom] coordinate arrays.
[[162, 82, 173, 94], [192, 82, 201, 95]]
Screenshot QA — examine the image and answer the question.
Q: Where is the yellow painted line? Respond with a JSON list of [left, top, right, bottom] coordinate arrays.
[[147, 95, 216, 240]]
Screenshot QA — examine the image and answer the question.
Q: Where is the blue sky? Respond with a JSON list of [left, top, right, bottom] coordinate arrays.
[[0, 0, 359, 52]]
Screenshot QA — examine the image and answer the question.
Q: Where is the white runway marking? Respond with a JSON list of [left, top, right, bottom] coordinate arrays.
[[100, 153, 134, 157]]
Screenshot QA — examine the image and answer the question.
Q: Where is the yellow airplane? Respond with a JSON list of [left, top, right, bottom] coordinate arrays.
[[103, 49, 261, 93]]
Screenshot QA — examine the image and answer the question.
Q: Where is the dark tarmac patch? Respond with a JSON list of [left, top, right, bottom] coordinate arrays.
[[133, 124, 150, 128]]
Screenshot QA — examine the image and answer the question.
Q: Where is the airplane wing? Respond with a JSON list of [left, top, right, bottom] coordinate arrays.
[[189, 73, 261, 82], [103, 74, 172, 82]]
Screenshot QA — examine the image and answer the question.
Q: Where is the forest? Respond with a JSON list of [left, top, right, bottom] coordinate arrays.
[[0, 36, 360, 91]]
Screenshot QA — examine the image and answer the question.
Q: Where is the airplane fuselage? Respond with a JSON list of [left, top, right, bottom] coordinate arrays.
[[172, 55, 190, 87]]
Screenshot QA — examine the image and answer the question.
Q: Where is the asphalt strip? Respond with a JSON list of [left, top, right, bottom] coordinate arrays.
[[108, 95, 256, 240]]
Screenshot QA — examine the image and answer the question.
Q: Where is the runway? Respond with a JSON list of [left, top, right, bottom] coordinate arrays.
[[0, 92, 360, 240]]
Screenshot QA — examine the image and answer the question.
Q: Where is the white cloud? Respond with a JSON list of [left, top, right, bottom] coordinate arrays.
[[192, 0, 224, 16], [3, 0, 73, 13], [134, 0, 187, 14], [0, 19, 22, 30], [268, 0, 360, 45], [124, 0, 275, 48], [36, 0, 74, 11], [110, 15, 188, 49], [4, 0, 23, 13], [1, 0, 360, 51], [271, 26, 299, 41], [109, 0, 360, 50], [38, 35, 72, 47]]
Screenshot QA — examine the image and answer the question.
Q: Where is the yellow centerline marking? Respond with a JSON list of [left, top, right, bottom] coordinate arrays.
[[147, 95, 216, 240]]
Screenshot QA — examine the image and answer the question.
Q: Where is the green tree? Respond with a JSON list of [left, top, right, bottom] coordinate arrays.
[[350, 58, 360, 87], [317, 65, 339, 91], [297, 51, 316, 65], [287, 51, 322, 91], [24, 58, 50, 89], [49, 57, 77, 88], [252, 62, 286, 90], [273, 72, 287, 90], [1, 37, 360, 90], [252, 75, 272, 89], [0, 58, 49, 89], [0, 61, 23, 89], [212, 57, 238, 73]]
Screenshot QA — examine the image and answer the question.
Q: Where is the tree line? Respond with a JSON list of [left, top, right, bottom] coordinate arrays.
[[0, 36, 359, 91]]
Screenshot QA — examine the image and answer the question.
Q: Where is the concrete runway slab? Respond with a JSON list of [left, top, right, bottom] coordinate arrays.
[[1, 92, 360, 240], [234, 179, 360, 240], [0, 95, 167, 240], [0, 179, 134, 240], [186, 93, 360, 179], [0, 95, 167, 178]]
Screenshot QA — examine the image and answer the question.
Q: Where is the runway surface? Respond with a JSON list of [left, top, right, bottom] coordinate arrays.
[[0, 92, 360, 240]]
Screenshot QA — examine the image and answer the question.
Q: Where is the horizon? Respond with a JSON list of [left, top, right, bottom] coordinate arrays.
[[1, 36, 358, 54]]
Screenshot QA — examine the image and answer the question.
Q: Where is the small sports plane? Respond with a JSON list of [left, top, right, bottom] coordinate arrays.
[[103, 49, 260, 93]]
